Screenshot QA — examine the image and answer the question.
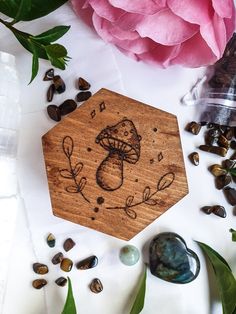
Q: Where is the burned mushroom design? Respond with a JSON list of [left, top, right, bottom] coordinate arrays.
[[95, 119, 141, 191]]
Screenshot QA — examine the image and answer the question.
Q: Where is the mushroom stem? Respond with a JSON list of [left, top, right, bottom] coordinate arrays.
[[96, 150, 124, 191]]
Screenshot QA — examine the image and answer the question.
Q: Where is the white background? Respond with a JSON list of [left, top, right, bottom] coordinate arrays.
[[1, 3, 236, 314]]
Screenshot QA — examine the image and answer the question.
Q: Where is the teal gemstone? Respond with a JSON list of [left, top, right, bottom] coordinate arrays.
[[119, 245, 140, 266], [149, 232, 200, 284]]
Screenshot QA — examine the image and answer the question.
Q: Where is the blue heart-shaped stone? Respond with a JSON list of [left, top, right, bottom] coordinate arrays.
[[149, 232, 200, 284]]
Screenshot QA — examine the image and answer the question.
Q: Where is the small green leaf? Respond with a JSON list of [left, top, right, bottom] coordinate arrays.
[[0, 0, 68, 21], [230, 228, 236, 242], [229, 168, 236, 177], [33, 25, 70, 44], [197, 241, 236, 314], [130, 266, 147, 314], [62, 277, 77, 314], [14, 0, 31, 22], [45, 43, 67, 58], [29, 45, 39, 83]]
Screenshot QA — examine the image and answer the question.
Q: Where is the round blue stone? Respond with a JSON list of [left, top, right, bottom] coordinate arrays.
[[149, 232, 200, 284], [119, 245, 140, 266]]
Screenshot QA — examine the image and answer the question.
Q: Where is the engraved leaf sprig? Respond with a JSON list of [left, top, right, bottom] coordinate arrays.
[[60, 136, 90, 203], [107, 172, 175, 219]]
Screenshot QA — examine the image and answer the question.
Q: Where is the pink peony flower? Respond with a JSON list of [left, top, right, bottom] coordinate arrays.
[[71, 0, 236, 68]]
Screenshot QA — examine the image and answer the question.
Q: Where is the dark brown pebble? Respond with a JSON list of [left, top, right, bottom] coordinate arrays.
[[90, 278, 103, 293], [76, 91, 92, 102], [199, 145, 228, 157], [60, 258, 73, 272], [212, 205, 227, 218], [43, 68, 54, 81], [55, 277, 67, 287], [33, 263, 48, 275], [186, 121, 201, 135], [230, 140, 236, 149], [59, 99, 77, 116], [51, 252, 64, 265], [32, 279, 47, 289], [76, 255, 98, 270], [222, 159, 235, 170], [53, 75, 66, 94], [215, 174, 231, 190], [188, 152, 199, 166], [63, 238, 75, 252], [78, 77, 91, 90], [217, 135, 230, 149], [47, 84, 55, 102], [47, 105, 61, 122], [201, 206, 213, 215], [224, 187, 236, 205]]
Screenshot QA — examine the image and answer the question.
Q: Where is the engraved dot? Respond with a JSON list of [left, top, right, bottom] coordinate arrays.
[[93, 207, 99, 213], [122, 122, 125, 127], [124, 131, 129, 136], [87, 147, 92, 152], [91, 217, 95, 221], [97, 197, 104, 205], [153, 128, 157, 132], [150, 159, 154, 164]]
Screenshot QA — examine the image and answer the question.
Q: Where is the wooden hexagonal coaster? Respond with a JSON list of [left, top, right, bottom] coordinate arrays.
[[42, 89, 188, 240]]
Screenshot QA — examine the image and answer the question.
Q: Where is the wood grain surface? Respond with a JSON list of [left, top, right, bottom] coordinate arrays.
[[42, 88, 188, 240]]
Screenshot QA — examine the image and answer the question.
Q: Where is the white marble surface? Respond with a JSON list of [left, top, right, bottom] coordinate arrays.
[[1, 3, 236, 314]]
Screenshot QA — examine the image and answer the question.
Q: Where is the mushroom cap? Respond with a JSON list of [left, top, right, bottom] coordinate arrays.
[[96, 119, 141, 164]]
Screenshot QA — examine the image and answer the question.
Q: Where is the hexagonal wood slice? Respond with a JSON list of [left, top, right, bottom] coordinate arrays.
[[42, 88, 188, 240]]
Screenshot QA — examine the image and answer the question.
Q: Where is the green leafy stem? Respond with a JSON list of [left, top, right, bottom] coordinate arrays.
[[0, 0, 70, 82]]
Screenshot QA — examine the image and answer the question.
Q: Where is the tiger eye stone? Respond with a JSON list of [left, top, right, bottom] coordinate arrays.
[[55, 277, 67, 287], [33, 263, 48, 275], [60, 258, 73, 272], [90, 278, 103, 293], [149, 232, 200, 284], [76, 255, 98, 270], [51, 252, 63, 265], [32, 279, 47, 289], [63, 238, 75, 252], [47, 233, 56, 248]]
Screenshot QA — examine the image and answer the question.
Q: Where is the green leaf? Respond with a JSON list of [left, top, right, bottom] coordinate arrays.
[[197, 241, 236, 314], [229, 168, 236, 177], [14, 0, 31, 22], [45, 43, 67, 58], [33, 25, 70, 44], [62, 277, 77, 314], [230, 229, 236, 242], [29, 45, 39, 83], [130, 266, 147, 314], [0, 0, 68, 21]]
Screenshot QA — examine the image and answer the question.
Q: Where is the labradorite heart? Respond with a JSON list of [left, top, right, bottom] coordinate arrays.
[[149, 232, 200, 284]]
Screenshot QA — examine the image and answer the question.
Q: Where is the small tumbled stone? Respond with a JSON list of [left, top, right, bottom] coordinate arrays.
[[47, 84, 55, 102], [43, 68, 54, 81], [212, 205, 227, 218], [224, 187, 236, 205], [201, 206, 213, 215], [90, 278, 103, 293], [51, 252, 64, 265], [78, 77, 91, 90], [47, 233, 56, 248], [209, 164, 227, 177], [60, 258, 73, 272], [55, 277, 67, 287], [63, 238, 75, 252], [217, 135, 230, 149], [59, 99, 77, 116], [199, 145, 228, 157], [47, 105, 61, 122], [76, 91, 92, 102], [32, 279, 47, 289], [76, 255, 98, 270], [33, 263, 48, 275], [119, 245, 140, 266], [186, 121, 201, 135], [215, 174, 231, 190], [188, 152, 199, 166], [53, 75, 66, 94]]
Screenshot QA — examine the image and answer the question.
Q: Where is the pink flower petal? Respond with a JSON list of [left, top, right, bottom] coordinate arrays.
[[170, 32, 217, 67], [89, 0, 125, 22], [212, 0, 233, 18], [108, 0, 165, 15], [109, 25, 140, 40], [136, 8, 199, 45], [200, 13, 226, 58], [71, 0, 94, 27], [114, 13, 144, 31], [224, 11, 235, 39], [167, 0, 213, 25], [92, 13, 156, 54], [136, 44, 181, 67]]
